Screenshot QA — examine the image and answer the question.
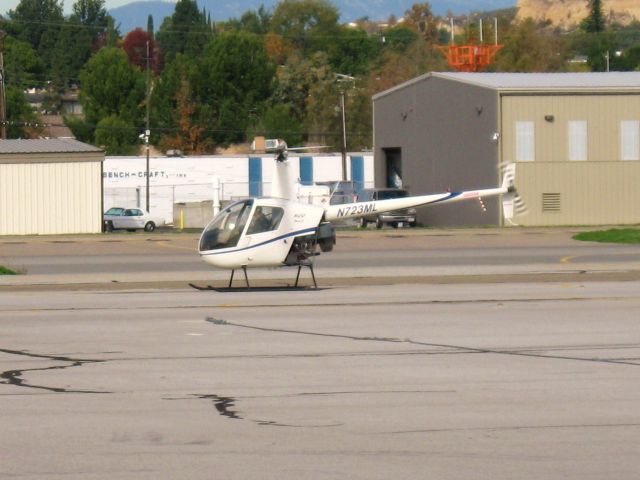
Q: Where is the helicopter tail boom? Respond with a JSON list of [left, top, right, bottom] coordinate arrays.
[[324, 164, 516, 222]]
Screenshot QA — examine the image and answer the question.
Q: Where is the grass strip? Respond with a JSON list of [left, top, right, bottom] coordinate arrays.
[[0, 266, 18, 275], [573, 228, 640, 244]]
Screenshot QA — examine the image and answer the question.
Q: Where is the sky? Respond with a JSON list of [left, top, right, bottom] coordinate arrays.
[[2, 0, 174, 16]]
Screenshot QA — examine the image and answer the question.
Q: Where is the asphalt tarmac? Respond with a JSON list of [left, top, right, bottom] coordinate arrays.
[[1, 228, 639, 478], [1, 227, 639, 289]]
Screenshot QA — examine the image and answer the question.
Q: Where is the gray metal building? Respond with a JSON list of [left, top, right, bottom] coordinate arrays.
[[373, 72, 640, 226], [0, 139, 104, 235]]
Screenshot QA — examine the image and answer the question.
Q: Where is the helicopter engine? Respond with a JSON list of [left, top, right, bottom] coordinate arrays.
[[284, 222, 335, 266], [316, 222, 335, 252]]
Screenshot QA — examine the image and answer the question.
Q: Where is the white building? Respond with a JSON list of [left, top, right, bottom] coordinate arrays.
[[103, 152, 374, 224]]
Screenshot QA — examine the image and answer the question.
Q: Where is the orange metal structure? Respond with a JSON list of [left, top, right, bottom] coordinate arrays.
[[436, 44, 503, 72]]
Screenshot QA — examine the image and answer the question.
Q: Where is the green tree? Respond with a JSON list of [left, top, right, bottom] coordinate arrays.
[[585, 32, 616, 71], [8, 0, 64, 77], [95, 115, 139, 154], [3, 35, 44, 88], [382, 26, 419, 52], [150, 54, 193, 147], [270, 0, 340, 58], [153, 32, 275, 151], [68, 0, 112, 58], [369, 38, 446, 94], [5, 85, 41, 138], [582, 0, 605, 34], [404, 3, 439, 43], [328, 26, 379, 76], [494, 19, 567, 72], [49, 17, 93, 88], [72, 0, 110, 33], [262, 104, 304, 146], [106, 16, 119, 47], [64, 114, 95, 142], [225, 6, 272, 34], [8, 0, 64, 53], [74, 47, 145, 149], [147, 14, 154, 39], [158, 78, 213, 154], [156, 0, 211, 66], [344, 85, 372, 151], [575, 0, 615, 71], [612, 45, 640, 71], [197, 32, 275, 145], [270, 53, 325, 138], [79, 47, 146, 125]]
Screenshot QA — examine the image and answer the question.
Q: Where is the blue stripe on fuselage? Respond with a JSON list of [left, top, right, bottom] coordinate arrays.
[[430, 192, 461, 204], [200, 227, 318, 256]]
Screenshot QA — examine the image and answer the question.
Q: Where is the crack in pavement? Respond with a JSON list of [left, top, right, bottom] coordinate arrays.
[[0, 348, 110, 394], [204, 317, 640, 367], [3, 293, 640, 313], [383, 422, 640, 435], [194, 394, 343, 428]]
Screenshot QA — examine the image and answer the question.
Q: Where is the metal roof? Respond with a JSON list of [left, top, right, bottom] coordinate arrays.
[[434, 72, 640, 90], [374, 72, 640, 99], [0, 138, 103, 155]]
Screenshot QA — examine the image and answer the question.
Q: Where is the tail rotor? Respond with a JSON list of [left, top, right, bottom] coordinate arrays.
[[499, 163, 527, 224]]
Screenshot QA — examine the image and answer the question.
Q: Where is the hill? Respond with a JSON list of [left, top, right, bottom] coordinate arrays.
[[110, 0, 517, 34], [109, 1, 176, 33], [516, 0, 640, 29]]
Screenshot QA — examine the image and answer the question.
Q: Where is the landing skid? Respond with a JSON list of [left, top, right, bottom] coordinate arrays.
[[228, 263, 318, 289], [190, 263, 318, 291], [228, 266, 250, 288], [294, 263, 317, 289]]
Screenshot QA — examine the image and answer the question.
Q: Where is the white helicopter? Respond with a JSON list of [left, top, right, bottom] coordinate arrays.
[[198, 141, 519, 288]]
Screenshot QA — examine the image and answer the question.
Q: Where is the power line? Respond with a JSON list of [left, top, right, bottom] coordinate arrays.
[[2, 17, 387, 41], [1, 119, 372, 138]]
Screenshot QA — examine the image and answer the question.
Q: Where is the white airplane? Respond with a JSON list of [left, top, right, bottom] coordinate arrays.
[[198, 141, 519, 288]]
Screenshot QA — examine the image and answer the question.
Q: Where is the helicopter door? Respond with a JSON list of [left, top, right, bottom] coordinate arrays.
[[246, 206, 284, 238]]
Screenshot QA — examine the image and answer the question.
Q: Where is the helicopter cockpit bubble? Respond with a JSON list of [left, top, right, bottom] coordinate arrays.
[[199, 199, 254, 252]]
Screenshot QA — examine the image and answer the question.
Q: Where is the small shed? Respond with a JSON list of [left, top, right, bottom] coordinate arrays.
[[0, 139, 104, 235]]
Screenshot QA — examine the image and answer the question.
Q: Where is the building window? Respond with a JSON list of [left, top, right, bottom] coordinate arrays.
[[515, 121, 535, 161], [620, 120, 640, 161], [568, 120, 588, 161]]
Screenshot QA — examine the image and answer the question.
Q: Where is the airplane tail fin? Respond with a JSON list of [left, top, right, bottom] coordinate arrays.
[[499, 163, 527, 225]]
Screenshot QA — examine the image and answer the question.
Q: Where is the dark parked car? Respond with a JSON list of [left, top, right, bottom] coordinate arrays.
[[315, 180, 358, 205], [356, 188, 417, 229], [315, 181, 359, 226]]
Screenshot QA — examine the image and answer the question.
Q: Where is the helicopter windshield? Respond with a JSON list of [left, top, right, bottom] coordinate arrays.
[[199, 199, 253, 251]]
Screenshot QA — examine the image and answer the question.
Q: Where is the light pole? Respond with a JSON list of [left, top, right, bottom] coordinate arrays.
[[0, 30, 7, 140], [335, 73, 355, 181], [605, 50, 623, 72], [145, 41, 151, 212]]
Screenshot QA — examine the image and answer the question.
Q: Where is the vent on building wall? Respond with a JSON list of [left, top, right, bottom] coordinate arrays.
[[542, 193, 561, 212]]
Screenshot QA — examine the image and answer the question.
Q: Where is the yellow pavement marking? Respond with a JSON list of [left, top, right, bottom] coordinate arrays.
[[560, 255, 576, 264]]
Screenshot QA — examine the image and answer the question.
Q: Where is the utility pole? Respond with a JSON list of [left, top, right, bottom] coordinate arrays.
[[145, 40, 151, 212], [0, 30, 7, 140], [340, 90, 347, 180], [335, 73, 355, 182]]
